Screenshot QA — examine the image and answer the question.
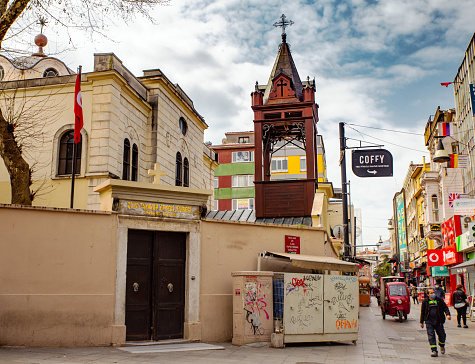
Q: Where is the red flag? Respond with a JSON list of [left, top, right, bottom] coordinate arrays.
[[74, 68, 83, 143], [440, 82, 452, 87]]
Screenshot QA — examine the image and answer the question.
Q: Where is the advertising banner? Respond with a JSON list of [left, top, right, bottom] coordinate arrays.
[[441, 216, 462, 247], [395, 192, 407, 264], [442, 244, 462, 265], [456, 231, 474, 252], [427, 249, 443, 266], [453, 199, 475, 215]]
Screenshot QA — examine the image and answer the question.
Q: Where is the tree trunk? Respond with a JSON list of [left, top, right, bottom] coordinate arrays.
[[0, 108, 32, 205]]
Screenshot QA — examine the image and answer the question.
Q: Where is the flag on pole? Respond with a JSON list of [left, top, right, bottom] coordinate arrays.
[[74, 67, 83, 143], [439, 122, 451, 136], [440, 82, 453, 87]]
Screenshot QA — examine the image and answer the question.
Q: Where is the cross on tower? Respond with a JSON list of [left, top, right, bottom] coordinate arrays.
[[277, 79, 287, 97], [273, 14, 294, 35], [148, 163, 166, 184]]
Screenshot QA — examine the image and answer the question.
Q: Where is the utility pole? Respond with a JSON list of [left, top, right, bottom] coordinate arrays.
[[339, 122, 350, 259]]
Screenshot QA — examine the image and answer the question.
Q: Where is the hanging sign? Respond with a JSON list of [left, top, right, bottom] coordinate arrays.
[[427, 249, 443, 266], [351, 149, 393, 177]]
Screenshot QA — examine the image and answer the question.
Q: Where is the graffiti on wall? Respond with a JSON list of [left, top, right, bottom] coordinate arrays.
[[243, 278, 270, 336], [327, 275, 358, 331], [284, 274, 324, 334]]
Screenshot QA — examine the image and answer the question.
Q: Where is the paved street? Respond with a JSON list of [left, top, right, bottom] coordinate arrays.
[[2, 297, 475, 364]]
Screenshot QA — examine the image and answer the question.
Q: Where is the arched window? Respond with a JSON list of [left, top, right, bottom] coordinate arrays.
[[431, 195, 439, 221], [122, 139, 130, 180], [183, 157, 189, 187], [175, 152, 182, 186], [43, 68, 59, 77], [179, 117, 187, 136], [58, 130, 81, 175], [131, 144, 138, 182]]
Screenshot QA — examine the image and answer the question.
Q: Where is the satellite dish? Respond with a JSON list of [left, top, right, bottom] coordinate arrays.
[[334, 225, 344, 239]]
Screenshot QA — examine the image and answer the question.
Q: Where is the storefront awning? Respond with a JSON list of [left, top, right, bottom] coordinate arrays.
[[451, 259, 475, 274], [261, 251, 359, 273]]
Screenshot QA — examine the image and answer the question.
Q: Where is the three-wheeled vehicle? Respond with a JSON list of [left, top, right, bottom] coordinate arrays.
[[380, 276, 411, 322]]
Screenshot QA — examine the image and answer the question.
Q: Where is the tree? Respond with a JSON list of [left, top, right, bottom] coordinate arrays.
[[0, 0, 169, 205], [374, 254, 392, 279]]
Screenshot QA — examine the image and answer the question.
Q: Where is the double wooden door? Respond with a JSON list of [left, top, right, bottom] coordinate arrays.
[[125, 229, 186, 341]]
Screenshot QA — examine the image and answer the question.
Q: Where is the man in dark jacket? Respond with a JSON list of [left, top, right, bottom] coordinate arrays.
[[420, 288, 451, 357]]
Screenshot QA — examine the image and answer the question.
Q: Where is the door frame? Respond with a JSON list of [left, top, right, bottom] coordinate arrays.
[[115, 215, 202, 343]]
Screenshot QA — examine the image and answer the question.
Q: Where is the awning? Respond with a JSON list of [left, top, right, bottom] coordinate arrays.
[[451, 259, 475, 274], [262, 251, 359, 273]]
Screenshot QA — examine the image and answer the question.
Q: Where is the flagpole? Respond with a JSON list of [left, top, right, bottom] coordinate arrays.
[[70, 65, 82, 208]]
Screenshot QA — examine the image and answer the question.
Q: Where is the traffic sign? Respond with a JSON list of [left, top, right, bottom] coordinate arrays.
[[351, 149, 393, 178]]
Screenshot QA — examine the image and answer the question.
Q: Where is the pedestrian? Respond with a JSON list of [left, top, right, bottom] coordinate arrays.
[[434, 281, 445, 300], [420, 288, 451, 357], [410, 284, 418, 304], [452, 284, 469, 328]]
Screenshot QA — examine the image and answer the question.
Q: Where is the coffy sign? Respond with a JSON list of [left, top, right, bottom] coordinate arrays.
[[427, 249, 443, 266]]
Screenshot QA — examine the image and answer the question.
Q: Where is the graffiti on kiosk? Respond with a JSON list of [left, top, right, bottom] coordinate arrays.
[[243, 280, 270, 336], [336, 319, 358, 330]]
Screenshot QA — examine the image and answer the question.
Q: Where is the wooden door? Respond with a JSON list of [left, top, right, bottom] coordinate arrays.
[[154, 232, 186, 340], [323, 275, 359, 334], [125, 229, 154, 341]]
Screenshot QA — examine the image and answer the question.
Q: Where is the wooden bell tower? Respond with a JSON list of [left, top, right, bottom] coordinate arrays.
[[251, 15, 319, 218]]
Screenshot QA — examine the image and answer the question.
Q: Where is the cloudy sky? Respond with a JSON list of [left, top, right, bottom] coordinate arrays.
[[20, 0, 475, 246]]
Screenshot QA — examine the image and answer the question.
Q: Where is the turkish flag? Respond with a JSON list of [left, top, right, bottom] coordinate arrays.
[[427, 249, 443, 266], [440, 82, 453, 87], [74, 69, 83, 143]]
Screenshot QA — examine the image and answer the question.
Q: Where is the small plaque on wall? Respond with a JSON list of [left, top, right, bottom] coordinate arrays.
[[285, 235, 300, 254]]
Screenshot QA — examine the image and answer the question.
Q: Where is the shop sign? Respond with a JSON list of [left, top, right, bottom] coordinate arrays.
[[456, 231, 474, 252], [453, 199, 475, 215], [431, 266, 449, 277], [441, 216, 462, 247], [427, 249, 443, 266], [119, 200, 200, 219], [351, 149, 393, 177], [442, 244, 462, 265], [430, 224, 441, 232], [285, 235, 300, 254]]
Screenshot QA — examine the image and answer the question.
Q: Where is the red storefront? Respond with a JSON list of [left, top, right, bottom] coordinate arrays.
[[427, 244, 463, 305]]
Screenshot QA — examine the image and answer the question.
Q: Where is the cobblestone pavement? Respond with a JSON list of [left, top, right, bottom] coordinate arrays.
[[2, 297, 475, 363]]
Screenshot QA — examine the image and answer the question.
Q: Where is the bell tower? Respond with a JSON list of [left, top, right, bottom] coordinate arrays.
[[251, 15, 318, 219]]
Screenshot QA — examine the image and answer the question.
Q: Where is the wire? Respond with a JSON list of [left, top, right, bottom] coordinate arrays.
[[345, 123, 423, 136], [345, 126, 429, 153]]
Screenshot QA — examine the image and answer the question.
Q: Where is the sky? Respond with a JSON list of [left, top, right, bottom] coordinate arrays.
[[16, 0, 475, 247]]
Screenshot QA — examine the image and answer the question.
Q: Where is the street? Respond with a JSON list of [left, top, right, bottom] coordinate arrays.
[[1, 297, 474, 364]]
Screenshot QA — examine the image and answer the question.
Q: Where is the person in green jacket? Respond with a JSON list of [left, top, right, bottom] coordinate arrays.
[[420, 288, 451, 357]]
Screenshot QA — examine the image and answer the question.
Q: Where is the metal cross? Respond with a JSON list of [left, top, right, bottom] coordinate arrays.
[[273, 14, 294, 34]]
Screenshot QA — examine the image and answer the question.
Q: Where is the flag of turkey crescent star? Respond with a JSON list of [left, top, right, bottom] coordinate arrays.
[[74, 70, 83, 143]]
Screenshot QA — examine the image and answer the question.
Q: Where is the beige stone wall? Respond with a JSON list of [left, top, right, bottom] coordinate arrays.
[[0, 205, 119, 347], [199, 219, 335, 342]]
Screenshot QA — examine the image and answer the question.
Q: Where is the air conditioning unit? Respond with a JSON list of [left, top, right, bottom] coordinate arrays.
[[462, 216, 473, 232]]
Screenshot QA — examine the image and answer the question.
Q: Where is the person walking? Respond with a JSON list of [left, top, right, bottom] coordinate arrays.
[[452, 284, 469, 328], [420, 288, 451, 357], [410, 284, 418, 304], [434, 281, 445, 300]]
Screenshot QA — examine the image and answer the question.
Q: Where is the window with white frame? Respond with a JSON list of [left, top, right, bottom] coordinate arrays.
[[213, 199, 219, 211], [271, 157, 288, 172], [232, 175, 254, 187], [232, 198, 254, 210], [300, 156, 306, 172], [214, 177, 219, 188], [232, 151, 254, 163]]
